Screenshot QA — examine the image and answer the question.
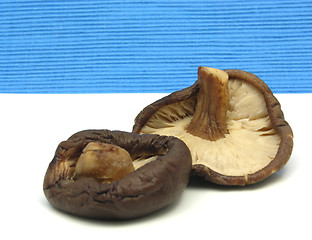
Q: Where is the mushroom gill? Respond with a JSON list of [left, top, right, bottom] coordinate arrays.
[[136, 67, 282, 177]]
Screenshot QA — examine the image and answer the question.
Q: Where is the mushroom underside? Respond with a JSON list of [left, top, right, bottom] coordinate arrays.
[[44, 133, 170, 186], [52, 148, 160, 184], [139, 79, 281, 176]]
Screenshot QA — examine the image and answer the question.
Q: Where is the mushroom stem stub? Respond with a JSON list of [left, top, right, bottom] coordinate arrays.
[[186, 67, 229, 141], [75, 142, 135, 182]]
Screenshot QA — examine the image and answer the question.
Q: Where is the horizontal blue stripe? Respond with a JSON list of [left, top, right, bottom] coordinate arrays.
[[0, 0, 311, 93]]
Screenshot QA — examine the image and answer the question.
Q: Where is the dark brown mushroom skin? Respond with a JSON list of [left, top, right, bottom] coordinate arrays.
[[133, 69, 293, 186], [43, 130, 192, 219]]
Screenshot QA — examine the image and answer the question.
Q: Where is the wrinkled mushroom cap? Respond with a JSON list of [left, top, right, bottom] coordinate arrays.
[[43, 130, 192, 219], [133, 68, 293, 186]]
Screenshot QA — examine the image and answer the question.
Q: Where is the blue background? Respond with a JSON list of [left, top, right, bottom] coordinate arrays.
[[1, 0, 311, 93]]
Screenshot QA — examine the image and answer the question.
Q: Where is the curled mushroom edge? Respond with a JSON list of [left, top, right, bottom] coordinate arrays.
[[43, 130, 192, 219]]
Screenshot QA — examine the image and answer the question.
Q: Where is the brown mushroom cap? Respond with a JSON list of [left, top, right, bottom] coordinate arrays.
[[43, 130, 192, 219], [133, 67, 293, 186]]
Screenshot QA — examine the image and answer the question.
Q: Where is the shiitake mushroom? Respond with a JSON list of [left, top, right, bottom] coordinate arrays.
[[133, 67, 293, 186], [43, 130, 192, 219]]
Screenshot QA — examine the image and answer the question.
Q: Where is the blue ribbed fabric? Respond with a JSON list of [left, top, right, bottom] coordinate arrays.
[[0, 0, 311, 93]]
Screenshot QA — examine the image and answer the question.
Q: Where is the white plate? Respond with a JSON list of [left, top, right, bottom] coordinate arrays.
[[0, 93, 310, 240]]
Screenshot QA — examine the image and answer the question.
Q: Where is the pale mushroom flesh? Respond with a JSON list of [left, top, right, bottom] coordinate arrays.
[[139, 68, 281, 177]]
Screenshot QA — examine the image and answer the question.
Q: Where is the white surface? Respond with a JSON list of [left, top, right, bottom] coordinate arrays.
[[0, 93, 310, 239]]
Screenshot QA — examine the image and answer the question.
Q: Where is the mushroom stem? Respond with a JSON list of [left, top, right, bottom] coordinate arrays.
[[186, 67, 229, 141], [75, 142, 135, 181]]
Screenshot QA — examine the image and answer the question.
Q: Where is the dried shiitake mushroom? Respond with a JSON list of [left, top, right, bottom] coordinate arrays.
[[43, 130, 192, 219], [133, 67, 293, 186]]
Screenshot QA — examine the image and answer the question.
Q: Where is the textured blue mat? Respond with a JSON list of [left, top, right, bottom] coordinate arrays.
[[0, 0, 311, 93]]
